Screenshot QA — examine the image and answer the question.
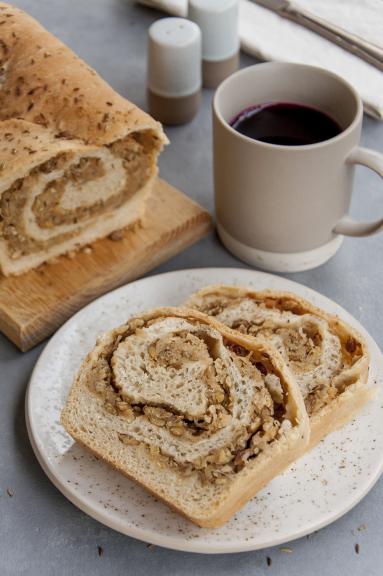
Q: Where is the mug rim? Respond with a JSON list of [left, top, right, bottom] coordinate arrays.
[[213, 62, 363, 151]]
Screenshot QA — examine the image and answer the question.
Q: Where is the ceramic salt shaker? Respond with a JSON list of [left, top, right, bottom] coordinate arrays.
[[147, 18, 202, 125], [188, 0, 240, 89]]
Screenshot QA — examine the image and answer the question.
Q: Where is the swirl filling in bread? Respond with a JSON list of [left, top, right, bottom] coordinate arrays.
[[86, 314, 296, 483]]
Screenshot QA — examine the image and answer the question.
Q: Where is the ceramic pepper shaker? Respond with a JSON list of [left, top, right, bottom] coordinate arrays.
[[147, 17, 202, 125], [188, 0, 240, 89]]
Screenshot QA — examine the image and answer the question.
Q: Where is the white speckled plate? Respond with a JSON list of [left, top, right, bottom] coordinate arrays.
[[26, 268, 383, 554]]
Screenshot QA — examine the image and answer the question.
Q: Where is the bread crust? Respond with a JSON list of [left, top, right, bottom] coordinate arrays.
[[61, 306, 309, 528], [185, 285, 372, 451], [0, 3, 165, 146], [0, 119, 95, 192], [0, 3, 167, 275]]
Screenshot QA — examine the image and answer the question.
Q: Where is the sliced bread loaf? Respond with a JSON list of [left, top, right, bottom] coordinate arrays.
[[185, 286, 371, 449], [61, 307, 309, 527], [0, 3, 167, 275]]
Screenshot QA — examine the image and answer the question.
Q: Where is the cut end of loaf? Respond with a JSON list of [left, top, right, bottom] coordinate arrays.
[[0, 125, 164, 276]]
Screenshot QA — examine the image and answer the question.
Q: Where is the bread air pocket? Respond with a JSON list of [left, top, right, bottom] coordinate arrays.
[[61, 307, 309, 528]]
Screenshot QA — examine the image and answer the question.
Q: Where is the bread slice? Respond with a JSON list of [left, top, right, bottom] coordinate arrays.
[[61, 307, 309, 528], [185, 286, 371, 449], [0, 3, 167, 275]]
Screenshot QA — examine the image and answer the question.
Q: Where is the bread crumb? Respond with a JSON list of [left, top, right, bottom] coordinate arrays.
[[280, 547, 293, 554], [355, 543, 360, 555], [357, 524, 367, 532], [6, 488, 14, 497], [82, 246, 93, 255], [97, 545, 104, 557], [147, 543, 155, 550], [266, 556, 272, 567]]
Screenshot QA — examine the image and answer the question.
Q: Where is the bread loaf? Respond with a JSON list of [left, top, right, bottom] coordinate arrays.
[[61, 307, 309, 527], [0, 3, 167, 275], [185, 285, 371, 448]]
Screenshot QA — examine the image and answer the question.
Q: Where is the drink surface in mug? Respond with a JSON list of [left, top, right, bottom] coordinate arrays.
[[230, 102, 341, 146], [213, 63, 383, 273]]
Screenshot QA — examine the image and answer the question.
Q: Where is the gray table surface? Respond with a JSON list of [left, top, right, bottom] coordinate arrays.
[[1, 1, 383, 574]]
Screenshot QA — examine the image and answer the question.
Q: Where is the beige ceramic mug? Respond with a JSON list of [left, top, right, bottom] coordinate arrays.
[[213, 62, 383, 272]]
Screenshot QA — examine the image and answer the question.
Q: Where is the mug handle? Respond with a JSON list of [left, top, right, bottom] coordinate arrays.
[[334, 147, 383, 237]]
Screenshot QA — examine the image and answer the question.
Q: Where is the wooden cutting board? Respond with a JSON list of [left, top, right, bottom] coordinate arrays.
[[0, 178, 211, 351]]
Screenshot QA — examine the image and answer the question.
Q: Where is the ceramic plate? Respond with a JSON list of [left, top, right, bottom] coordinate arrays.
[[26, 268, 383, 553]]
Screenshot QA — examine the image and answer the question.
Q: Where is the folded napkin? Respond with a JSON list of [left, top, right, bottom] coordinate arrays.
[[138, 0, 383, 119], [291, 0, 383, 50]]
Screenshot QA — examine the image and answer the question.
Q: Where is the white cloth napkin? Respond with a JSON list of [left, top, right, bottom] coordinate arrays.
[[291, 0, 383, 50], [138, 0, 383, 119]]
